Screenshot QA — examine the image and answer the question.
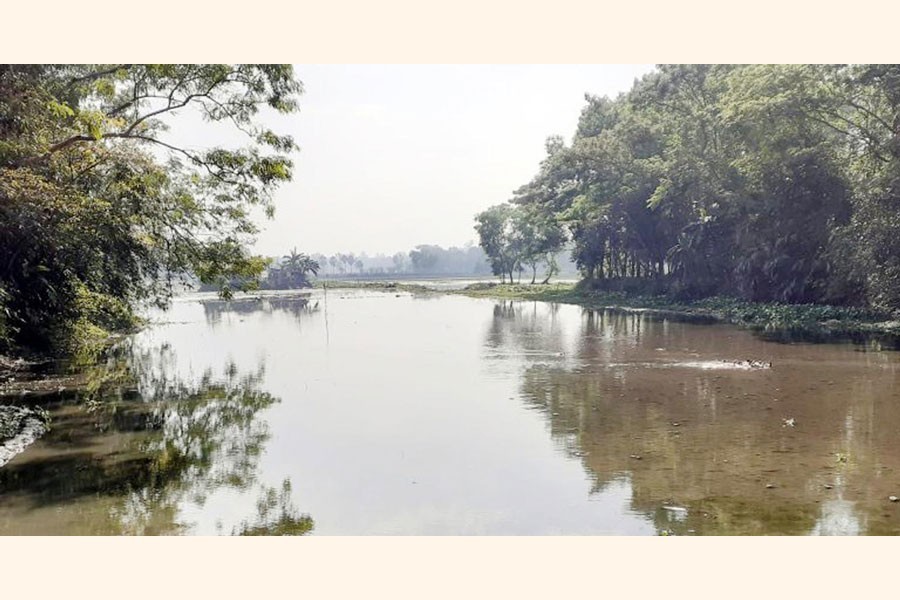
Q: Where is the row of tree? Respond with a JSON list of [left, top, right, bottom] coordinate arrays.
[[299, 245, 495, 278], [213, 240, 583, 293], [259, 244, 494, 290], [477, 65, 900, 311]]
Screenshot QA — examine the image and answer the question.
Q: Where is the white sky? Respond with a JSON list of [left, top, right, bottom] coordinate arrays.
[[173, 65, 657, 256]]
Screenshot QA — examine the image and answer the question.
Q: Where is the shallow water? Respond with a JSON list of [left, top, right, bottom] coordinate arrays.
[[2, 289, 900, 535]]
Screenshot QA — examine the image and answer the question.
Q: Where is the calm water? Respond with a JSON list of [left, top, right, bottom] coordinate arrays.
[[2, 289, 900, 535]]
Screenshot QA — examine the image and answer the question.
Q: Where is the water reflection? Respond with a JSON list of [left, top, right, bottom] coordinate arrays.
[[0, 315, 313, 535], [201, 294, 319, 327], [5, 290, 900, 534], [491, 302, 900, 535], [484, 301, 567, 360], [232, 480, 314, 536]]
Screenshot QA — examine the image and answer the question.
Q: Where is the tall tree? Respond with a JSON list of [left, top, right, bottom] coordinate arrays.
[[0, 64, 302, 355], [492, 64, 900, 312], [475, 204, 518, 283]]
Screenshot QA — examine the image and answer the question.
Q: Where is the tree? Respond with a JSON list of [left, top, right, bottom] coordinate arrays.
[[513, 206, 566, 284], [0, 64, 302, 356], [391, 252, 408, 273], [408, 245, 440, 273], [475, 204, 518, 282], [275, 248, 319, 289], [338, 253, 355, 274]]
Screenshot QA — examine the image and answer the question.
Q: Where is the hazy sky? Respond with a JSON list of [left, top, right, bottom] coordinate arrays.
[[178, 65, 657, 256]]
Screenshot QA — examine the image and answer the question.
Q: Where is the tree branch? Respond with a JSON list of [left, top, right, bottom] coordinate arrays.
[[65, 64, 132, 88]]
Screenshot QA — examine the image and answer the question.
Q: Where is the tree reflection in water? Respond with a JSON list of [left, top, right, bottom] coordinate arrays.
[[201, 294, 319, 328], [232, 479, 314, 536], [0, 337, 313, 535], [490, 301, 900, 535]]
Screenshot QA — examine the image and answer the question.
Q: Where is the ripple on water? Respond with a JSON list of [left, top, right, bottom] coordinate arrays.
[[602, 359, 771, 370]]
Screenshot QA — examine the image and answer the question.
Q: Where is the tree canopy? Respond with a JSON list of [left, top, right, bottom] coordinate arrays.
[[475, 203, 565, 284], [481, 65, 900, 311], [268, 248, 319, 288], [0, 64, 302, 356]]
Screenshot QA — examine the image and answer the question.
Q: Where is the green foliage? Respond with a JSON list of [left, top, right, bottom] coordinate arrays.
[[493, 64, 900, 313], [0, 65, 303, 355], [265, 248, 319, 289], [457, 283, 896, 340], [475, 203, 517, 282], [233, 479, 314, 536], [474, 203, 565, 283]]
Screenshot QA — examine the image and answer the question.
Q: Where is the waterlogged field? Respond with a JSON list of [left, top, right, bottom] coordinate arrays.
[[2, 288, 900, 534]]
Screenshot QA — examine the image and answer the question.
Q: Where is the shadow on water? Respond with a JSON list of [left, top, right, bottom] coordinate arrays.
[[557, 296, 900, 352], [0, 315, 314, 535], [755, 327, 900, 352], [489, 301, 900, 535]]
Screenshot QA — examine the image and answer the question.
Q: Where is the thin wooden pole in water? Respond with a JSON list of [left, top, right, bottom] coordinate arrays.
[[322, 280, 330, 346]]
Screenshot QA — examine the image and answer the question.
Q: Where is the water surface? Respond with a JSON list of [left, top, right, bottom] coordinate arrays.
[[2, 289, 900, 534]]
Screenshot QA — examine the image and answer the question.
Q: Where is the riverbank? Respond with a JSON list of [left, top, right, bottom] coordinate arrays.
[[314, 281, 441, 294], [451, 282, 900, 343]]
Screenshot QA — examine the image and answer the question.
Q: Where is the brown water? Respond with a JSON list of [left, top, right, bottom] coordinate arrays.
[[2, 289, 900, 535]]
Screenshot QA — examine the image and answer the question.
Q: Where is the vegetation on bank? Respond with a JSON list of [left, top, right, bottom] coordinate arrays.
[[453, 281, 900, 339], [291, 276, 900, 339], [475, 65, 900, 318], [1, 64, 302, 359], [7, 64, 900, 363], [475, 204, 566, 283], [313, 280, 438, 294]]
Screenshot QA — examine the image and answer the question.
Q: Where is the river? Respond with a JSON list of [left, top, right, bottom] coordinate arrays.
[[1, 288, 899, 534]]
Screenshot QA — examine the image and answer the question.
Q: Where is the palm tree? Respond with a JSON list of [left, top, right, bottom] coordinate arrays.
[[278, 248, 320, 288]]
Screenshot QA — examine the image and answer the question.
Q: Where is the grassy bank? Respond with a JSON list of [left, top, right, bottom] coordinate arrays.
[[452, 282, 900, 342], [314, 281, 440, 294], [281, 279, 900, 341]]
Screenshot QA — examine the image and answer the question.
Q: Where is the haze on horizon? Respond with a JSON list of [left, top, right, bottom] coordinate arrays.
[[205, 65, 657, 257]]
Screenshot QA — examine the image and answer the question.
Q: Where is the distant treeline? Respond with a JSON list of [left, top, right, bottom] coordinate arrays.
[[310, 245, 490, 277], [280, 244, 578, 280], [196, 243, 580, 293], [476, 65, 900, 312]]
